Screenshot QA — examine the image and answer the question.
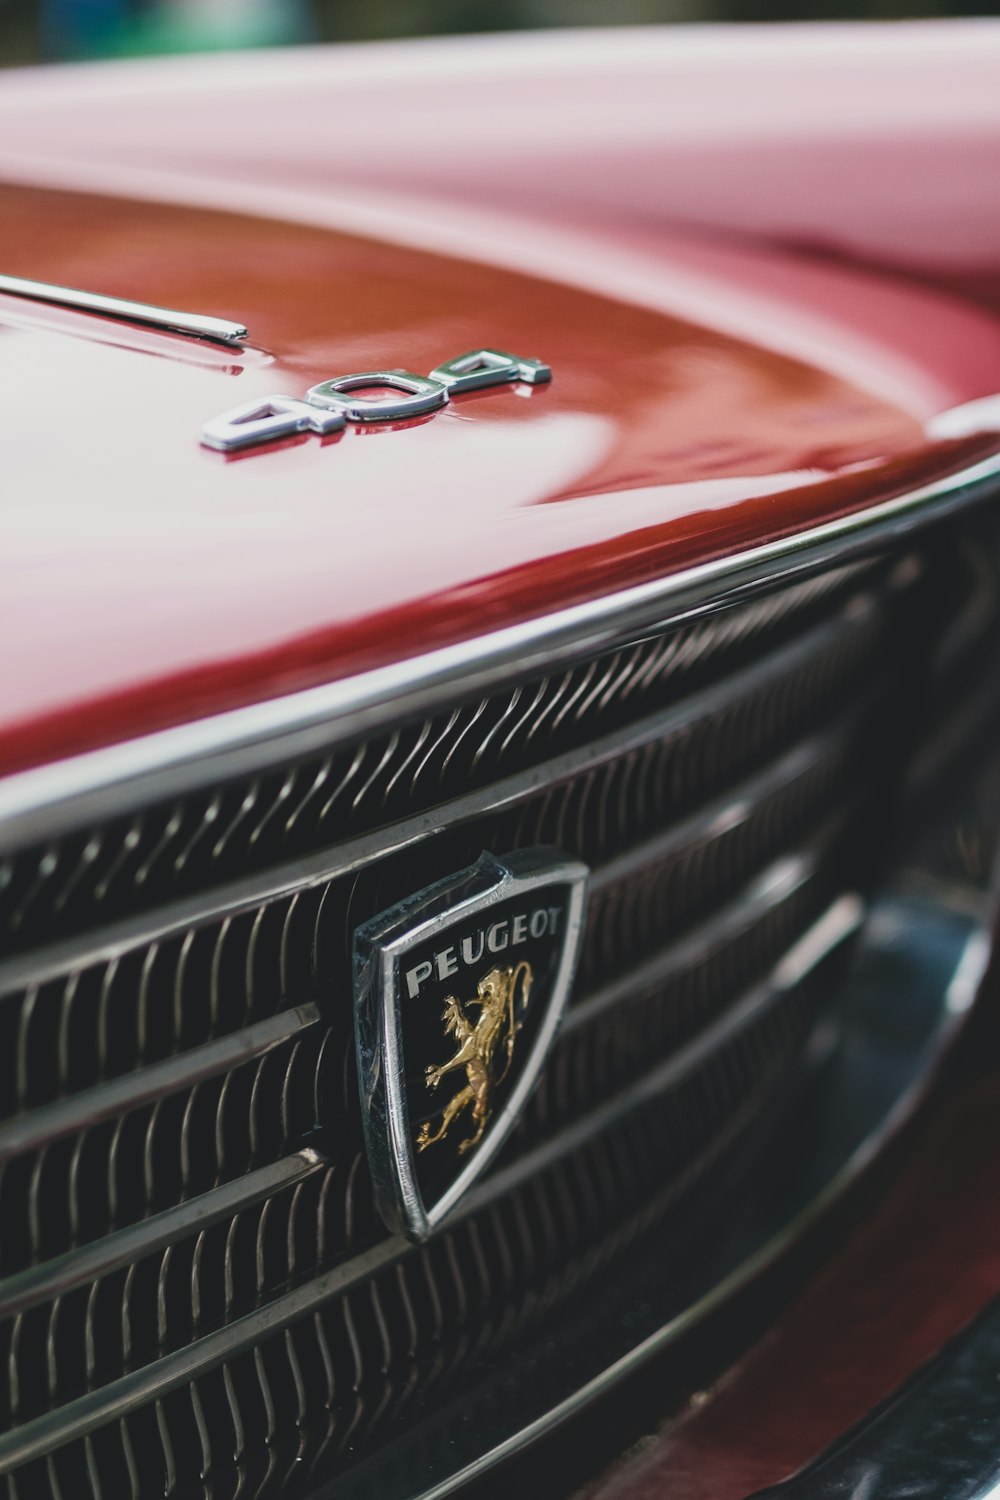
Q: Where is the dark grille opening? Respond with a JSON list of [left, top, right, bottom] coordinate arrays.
[[1, 519, 998, 1500]]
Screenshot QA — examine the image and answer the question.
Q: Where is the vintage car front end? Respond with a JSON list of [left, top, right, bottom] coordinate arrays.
[[1, 23, 1000, 1500]]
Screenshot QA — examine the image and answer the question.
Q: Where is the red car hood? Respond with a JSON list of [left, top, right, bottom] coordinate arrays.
[[1, 23, 1000, 778]]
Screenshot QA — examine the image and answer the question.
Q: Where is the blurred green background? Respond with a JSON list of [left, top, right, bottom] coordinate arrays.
[[0, 0, 993, 67]]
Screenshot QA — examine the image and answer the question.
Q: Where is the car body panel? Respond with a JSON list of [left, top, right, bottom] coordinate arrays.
[[1, 23, 999, 777]]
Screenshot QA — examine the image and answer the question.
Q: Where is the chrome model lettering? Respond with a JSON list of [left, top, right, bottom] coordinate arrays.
[[435, 946, 459, 981], [200, 395, 346, 452], [201, 346, 551, 453], [462, 932, 486, 965], [487, 920, 508, 953], [405, 903, 562, 999], [429, 347, 552, 393], [306, 369, 448, 422]]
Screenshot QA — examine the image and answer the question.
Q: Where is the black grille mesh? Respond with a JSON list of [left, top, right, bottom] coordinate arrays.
[[0, 536, 981, 1500]]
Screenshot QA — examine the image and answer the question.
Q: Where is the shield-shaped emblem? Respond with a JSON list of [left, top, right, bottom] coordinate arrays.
[[353, 848, 589, 1241]]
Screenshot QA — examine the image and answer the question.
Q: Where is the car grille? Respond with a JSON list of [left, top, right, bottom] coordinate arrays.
[[0, 527, 991, 1500]]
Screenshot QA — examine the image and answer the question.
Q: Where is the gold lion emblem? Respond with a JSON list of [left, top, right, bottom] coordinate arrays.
[[416, 962, 532, 1157]]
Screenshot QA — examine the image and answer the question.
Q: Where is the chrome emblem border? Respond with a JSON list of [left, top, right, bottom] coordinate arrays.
[[353, 847, 588, 1242]]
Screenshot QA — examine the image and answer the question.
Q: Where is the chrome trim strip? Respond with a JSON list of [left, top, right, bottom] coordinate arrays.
[[0, 1002, 320, 1162], [0, 452, 995, 855], [0, 1149, 325, 1321], [0, 609, 875, 995], [0, 897, 858, 1473], [585, 712, 864, 899], [566, 841, 832, 1036], [0, 273, 248, 345]]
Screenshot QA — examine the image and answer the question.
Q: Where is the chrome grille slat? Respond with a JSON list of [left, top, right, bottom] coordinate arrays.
[[0, 1151, 325, 1322], [0, 1005, 322, 1162], [0, 1036, 339, 1281], [584, 714, 852, 896], [566, 835, 834, 1038], [574, 756, 861, 997]]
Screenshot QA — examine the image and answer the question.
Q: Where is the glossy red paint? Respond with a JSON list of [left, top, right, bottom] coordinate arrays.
[[579, 1073, 1000, 1500], [1, 25, 1000, 778]]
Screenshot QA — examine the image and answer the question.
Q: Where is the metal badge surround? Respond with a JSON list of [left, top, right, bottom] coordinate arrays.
[[353, 848, 588, 1242]]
